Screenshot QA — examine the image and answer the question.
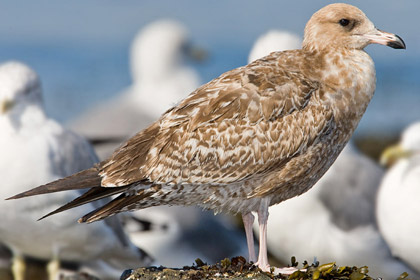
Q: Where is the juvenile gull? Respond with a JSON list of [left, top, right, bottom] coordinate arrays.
[[377, 122, 420, 275], [9, 3, 405, 273], [69, 19, 203, 159], [0, 61, 151, 280]]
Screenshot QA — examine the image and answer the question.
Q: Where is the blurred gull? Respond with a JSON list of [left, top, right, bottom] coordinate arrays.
[[70, 19, 204, 159], [122, 206, 247, 267], [248, 30, 302, 63], [248, 30, 417, 279], [377, 122, 420, 275], [0, 245, 11, 271], [0, 61, 151, 280]]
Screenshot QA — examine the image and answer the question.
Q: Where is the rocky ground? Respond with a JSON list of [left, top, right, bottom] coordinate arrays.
[[4, 255, 414, 280], [119, 256, 412, 280]]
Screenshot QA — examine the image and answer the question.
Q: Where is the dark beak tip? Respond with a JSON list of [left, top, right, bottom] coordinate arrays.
[[5, 195, 18, 200], [387, 34, 406, 49]]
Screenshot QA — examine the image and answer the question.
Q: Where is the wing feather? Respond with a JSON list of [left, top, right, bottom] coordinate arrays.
[[100, 51, 328, 190], [8, 167, 101, 199]]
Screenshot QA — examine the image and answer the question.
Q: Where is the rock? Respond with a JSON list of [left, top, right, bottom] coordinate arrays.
[[60, 272, 100, 280]]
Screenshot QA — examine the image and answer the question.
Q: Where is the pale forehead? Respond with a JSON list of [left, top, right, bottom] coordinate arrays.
[[0, 62, 39, 98], [313, 3, 367, 22], [138, 20, 188, 45]]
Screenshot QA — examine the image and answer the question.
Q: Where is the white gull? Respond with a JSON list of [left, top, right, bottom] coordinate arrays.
[[377, 121, 420, 275], [0, 61, 151, 280]]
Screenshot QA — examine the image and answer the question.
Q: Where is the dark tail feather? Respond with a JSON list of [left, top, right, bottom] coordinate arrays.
[[38, 185, 132, 221], [79, 190, 153, 224], [7, 167, 102, 200]]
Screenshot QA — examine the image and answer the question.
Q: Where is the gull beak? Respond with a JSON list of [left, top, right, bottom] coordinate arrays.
[[0, 99, 15, 114], [184, 43, 208, 63], [380, 144, 412, 167], [364, 29, 406, 49]]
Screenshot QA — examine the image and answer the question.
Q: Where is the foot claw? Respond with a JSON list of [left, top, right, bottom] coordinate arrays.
[[254, 260, 271, 272]]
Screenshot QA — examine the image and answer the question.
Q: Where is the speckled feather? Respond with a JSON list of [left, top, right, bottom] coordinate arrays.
[[12, 4, 395, 225], [102, 53, 324, 186]]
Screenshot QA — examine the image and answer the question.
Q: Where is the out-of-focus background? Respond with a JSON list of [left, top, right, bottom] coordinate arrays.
[[1, 1, 420, 279], [1, 0, 418, 140]]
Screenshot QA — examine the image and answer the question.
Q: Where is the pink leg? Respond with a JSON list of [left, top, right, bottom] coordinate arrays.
[[253, 198, 304, 275], [256, 198, 270, 272], [242, 212, 256, 263]]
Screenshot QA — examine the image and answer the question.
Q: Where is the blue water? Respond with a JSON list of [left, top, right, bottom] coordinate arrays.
[[0, 43, 419, 137]]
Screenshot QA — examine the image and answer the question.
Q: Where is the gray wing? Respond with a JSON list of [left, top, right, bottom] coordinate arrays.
[[52, 127, 134, 247], [317, 142, 384, 230], [50, 128, 99, 177]]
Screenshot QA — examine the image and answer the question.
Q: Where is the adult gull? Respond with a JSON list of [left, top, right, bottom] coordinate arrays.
[[0, 61, 151, 280]]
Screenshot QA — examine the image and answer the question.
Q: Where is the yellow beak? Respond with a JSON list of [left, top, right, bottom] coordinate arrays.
[[380, 144, 412, 167], [0, 100, 15, 114]]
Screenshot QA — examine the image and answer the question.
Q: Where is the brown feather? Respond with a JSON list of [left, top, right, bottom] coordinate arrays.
[[79, 190, 154, 223], [37, 185, 132, 220], [99, 122, 160, 186], [7, 166, 101, 200], [98, 53, 322, 188]]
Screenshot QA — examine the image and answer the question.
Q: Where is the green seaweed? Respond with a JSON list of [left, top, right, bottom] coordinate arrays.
[[121, 256, 414, 280]]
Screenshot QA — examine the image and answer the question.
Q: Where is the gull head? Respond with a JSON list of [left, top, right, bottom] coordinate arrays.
[[130, 19, 206, 82], [0, 61, 43, 116], [248, 30, 302, 63], [303, 3, 406, 52], [380, 122, 420, 167]]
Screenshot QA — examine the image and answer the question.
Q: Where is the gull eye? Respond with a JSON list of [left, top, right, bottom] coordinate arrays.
[[339, 18, 350, 27]]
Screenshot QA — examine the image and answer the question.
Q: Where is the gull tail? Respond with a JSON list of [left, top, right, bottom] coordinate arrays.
[[6, 166, 102, 200], [6, 164, 150, 223], [38, 185, 132, 221], [79, 189, 154, 224]]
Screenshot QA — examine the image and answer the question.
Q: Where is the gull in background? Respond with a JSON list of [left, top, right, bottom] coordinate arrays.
[[248, 30, 302, 63], [70, 19, 205, 159], [122, 206, 247, 267], [0, 61, 151, 280], [377, 121, 420, 275]]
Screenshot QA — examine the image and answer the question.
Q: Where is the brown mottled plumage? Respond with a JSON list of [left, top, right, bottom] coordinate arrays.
[[9, 3, 405, 272]]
